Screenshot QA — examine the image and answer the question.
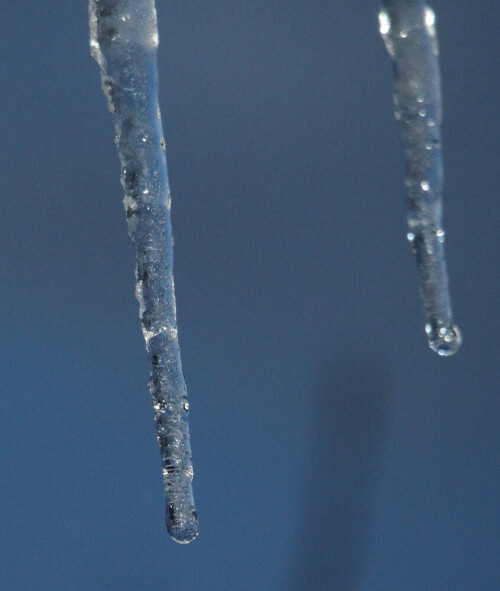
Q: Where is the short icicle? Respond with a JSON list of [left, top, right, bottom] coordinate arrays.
[[379, 0, 461, 356], [89, 0, 199, 542]]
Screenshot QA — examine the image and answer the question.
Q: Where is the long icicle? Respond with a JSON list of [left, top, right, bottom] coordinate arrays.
[[379, 0, 461, 356], [89, 0, 199, 542]]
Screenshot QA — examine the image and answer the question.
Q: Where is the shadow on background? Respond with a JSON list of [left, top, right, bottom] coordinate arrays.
[[283, 349, 391, 591]]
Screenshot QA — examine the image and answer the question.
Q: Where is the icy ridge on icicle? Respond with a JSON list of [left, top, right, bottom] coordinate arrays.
[[89, 0, 198, 542], [379, 0, 461, 356]]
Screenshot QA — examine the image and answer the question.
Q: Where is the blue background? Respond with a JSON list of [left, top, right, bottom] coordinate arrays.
[[1, 1, 499, 589]]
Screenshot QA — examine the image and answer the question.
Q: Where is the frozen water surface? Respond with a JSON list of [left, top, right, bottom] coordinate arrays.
[[89, 0, 198, 543]]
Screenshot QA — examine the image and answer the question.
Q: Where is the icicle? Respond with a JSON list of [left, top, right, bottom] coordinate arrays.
[[379, 0, 461, 356], [89, 0, 199, 542]]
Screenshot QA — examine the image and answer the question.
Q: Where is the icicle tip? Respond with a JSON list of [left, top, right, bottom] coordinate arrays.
[[426, 322, 462, 357]]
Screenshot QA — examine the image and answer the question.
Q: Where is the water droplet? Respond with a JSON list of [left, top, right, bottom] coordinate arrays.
[[421, 181, 430, 191], [437, 229, 445, 243], [169, 521, 199, 545], [427, 323, 462, 356]]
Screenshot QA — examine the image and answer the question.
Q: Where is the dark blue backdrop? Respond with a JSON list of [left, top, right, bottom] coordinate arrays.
[[1, 2, 498, 589]]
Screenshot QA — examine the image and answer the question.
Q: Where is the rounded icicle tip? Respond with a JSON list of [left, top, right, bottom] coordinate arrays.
[[166, 494, 199, 544], [426, 323, 462, 357], [168, 520, 200, 545]]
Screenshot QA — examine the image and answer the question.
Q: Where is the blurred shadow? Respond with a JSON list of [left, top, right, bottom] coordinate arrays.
[[282, 348, 391, 591]]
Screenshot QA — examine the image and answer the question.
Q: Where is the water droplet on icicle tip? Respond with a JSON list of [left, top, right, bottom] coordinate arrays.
[[425, 323, 462, 356], [169, 524, 199, 544], [167, 508, 199, 544]]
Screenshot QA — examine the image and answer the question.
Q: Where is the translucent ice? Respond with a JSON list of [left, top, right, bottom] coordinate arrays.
[[379, 0, 461, 356], [89, 0, 198, 542]]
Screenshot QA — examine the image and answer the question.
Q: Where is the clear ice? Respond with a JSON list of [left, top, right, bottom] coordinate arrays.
[[379, 0, 461, 356], [89, 0, 199, 542]]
